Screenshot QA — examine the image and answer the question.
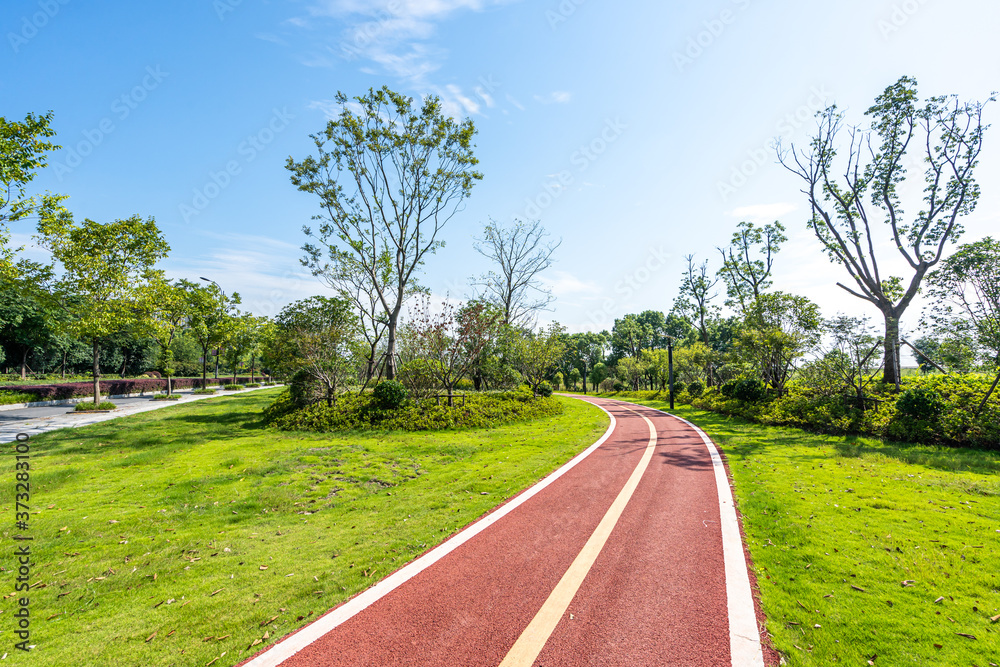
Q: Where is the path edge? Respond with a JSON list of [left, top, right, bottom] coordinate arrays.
[[237, 400, 617, 667]]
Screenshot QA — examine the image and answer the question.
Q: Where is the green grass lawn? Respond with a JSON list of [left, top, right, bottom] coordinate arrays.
[[605, 394, 1000, 665], [1, 389, 608, 666]]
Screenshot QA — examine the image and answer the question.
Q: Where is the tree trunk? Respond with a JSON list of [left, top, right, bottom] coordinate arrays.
[[250, 355, 256, 383], [92, 339, 102, 404], [882, 310, 901, 390], [20, 349, 28, 380], [384, 313, 399, 379], [581, 362, 588, 394], [61, 349, 67, 379], [201, 346, 209, 389], [447, 384, 454, 407]]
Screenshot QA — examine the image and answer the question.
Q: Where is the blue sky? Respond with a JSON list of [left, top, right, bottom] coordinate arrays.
[[4, 0, 999, 345]]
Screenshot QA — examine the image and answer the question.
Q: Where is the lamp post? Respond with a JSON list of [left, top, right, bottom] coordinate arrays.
[[667, 336, 675, 410], [200, 277, 226, 380]]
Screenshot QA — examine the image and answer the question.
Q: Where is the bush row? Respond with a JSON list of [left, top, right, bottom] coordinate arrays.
[[264, 387, 564, 432], [0, 377, 270, 401], [602, 374, 1000, 449]]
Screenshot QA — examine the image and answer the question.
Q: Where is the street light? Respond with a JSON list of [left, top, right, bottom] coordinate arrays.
[[666, 335, 675, 410], [200, 277, 225, 380]]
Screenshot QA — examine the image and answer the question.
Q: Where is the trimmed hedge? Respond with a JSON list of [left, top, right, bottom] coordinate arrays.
[[0, 377, 266, 401], [264, 387, 564, 432]]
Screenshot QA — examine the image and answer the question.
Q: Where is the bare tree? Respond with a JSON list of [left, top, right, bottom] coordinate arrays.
[[778, 76, 994, 388], [289, 86, 482, 379], [472, 218, 560, 326]]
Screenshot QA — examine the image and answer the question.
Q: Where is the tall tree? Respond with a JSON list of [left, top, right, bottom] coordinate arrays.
[[673, 255, 720, 384], [37, 214, 170, 404], [407, 296, 500, 406], [472, 218, 560, 326], [289, 86, 482, 379], [736, 292, 822, 392], [565, 331, 607, 393], [717, 220, 787, 314], [272, 296, 360, 406], [778, 76, 994, 387], [185, 282, 241, 388], [138, 273, 190, 395], [512, 323, 566, 396]]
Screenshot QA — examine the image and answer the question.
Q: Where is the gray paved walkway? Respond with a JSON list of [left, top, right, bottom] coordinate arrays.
[[0, 385, 280, 443]]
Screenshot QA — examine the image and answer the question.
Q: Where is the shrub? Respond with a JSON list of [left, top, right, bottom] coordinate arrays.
[[266, 388, 563, 433], [733, 378, 767, 402], [397, 359, 440, 400], [455, 377, 475, 391], [687, 380, 705, 397], [373, 379, 408, 410], [599, 378, 616, 393], [192, 388, 216, 395], [144, 370, 162, 379], [245, 383, 261, 388], [288, 369, 323, 407], [895, 385, 944, 420], [720, 380, 739, 398], [612, 380, 625, 392], [74, 401, 117, 411], [0, 391, 37, 406], [152, 395, 182, 401], [536, 380, 553, 397], [223, 384, 243, 391]]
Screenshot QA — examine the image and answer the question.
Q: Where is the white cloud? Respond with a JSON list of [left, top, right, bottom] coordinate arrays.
[[534, 91, 572, 105], [289, 0, 520, 108], [728, 202, 797, 222], [254, 33, 287, 46]]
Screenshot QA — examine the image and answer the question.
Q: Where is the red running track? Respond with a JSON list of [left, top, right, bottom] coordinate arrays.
[[238, 397, 768, 667]]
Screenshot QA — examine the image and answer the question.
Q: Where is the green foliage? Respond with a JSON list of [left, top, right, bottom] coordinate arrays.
[[895, 385, 944, 420], [687, 380, 704, 397], [732, 377, 766, 402], [0, 390, 38, 405], [192, 388, 216, 395], [684, 374, 1000, 448], [267, 387, 563, 432], [223, 383, 243, 391], [244, 383, 261, 388], [373, 379, 408, 410], [720, 380, 738, 398], [74, 401, 116, 411], [612, 379, 625, 392], [536, 380, 553, 397]]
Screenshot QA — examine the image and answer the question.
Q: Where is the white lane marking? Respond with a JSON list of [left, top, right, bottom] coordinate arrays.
[[615, 401, 765, 667], [499, 409, 657, 667], [242, 406, 617, 667]]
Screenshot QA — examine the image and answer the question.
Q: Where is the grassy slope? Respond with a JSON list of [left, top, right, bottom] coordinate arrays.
[[606, 394, 1000, 665], [1, 389, 608, 666]]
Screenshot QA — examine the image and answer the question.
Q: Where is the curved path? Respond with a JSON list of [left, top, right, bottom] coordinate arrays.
[[239, 397, 767, 667]]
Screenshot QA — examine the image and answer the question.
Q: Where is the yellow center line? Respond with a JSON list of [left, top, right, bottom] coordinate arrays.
[[498, 409, 657, 667]]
